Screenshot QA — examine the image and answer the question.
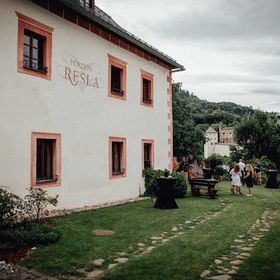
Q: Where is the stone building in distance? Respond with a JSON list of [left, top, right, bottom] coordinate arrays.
[[204, 126, 235, 158]]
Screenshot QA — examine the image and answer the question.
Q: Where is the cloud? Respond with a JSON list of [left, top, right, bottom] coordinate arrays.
[[142, 0, 280, 42], [186, 73, 280, 84], [253, 88, 280, 96]]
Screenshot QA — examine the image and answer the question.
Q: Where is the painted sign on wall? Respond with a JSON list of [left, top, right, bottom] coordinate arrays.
[[57, 53, 103, 93]]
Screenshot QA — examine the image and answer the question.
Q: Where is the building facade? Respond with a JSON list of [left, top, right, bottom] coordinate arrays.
[[204, 127, 235, 158], [218, 127, 234, 144], [0, 0, 184, 209]]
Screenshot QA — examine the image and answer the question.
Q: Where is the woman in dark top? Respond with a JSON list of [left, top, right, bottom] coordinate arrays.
[[244, 164, 254, 196]]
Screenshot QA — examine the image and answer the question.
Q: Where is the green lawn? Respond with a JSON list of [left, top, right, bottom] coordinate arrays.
[[22, 182, 280, 280]]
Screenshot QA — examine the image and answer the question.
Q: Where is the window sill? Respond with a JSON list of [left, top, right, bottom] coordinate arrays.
[[109, 91, 126, 100], [23, 65, 48, 74], [112, 91, 125, 96], [110, 170, 126, 179], [112, 169, 125, 175], [36, 179, 57, 183], [143, 99, 153, 104]]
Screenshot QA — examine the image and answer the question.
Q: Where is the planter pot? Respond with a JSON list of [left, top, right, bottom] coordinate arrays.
[[203, 168, 214, 179], [265, 170, 279, 188]]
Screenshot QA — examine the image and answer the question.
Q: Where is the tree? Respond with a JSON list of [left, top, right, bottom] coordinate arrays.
[[172, 83, 205, 159], [234, 111, 280, 168]]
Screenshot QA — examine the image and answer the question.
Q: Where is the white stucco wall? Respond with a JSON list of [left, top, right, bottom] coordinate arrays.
[[213, 144, 230, 157], [0, 0, 171, 209], [204, 131, 218, 158]]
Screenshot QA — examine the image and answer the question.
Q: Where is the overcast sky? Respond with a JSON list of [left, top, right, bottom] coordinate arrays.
[[98, 0, 280, 113]]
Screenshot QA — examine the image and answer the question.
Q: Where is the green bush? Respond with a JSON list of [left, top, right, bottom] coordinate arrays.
[[143, 168, 164, 197], [143, 168, 187, 198], [214, 166, 224, 176], [207, 154, 225, 169], [24, 188, 59, 221], [0, 187, 23, 228], [171, 172, 188, 198], [260, 156, 276, 171], [0, 222, 61, 248]]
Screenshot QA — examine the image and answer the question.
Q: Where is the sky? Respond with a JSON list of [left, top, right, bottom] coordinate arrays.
[[97, 0, 280, 113]]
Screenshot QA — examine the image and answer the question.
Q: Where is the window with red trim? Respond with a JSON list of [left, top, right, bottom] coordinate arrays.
[[16, 12, 53, 80], [141, 70, 154, 107], [108, 54, 127, 100], [109, 137, 126, 179], [31, 132, 61, 187], [142, 139, 154, 169]]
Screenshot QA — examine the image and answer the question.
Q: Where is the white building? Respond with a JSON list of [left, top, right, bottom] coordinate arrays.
[[0, 0, 184, 209], [204, 127, 234, 158]]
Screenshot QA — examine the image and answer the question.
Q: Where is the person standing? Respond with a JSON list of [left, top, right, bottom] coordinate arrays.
[[244, 164, 254, 196], [255, 159, 262, 185], [230, 164, 242, 195], [238, 159, 246, 186]]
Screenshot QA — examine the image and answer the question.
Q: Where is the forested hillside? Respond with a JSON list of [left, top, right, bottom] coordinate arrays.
[[178, 87, 255, 128]]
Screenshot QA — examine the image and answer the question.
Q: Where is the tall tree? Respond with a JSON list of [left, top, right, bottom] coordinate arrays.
[[234, 111, 280, 168], [172, 84, 205, 159]]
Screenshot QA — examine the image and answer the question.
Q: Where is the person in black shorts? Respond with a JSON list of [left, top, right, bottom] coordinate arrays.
[[244, 164, 254, 196]]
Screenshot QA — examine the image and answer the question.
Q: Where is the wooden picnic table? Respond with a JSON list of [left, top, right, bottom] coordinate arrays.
[[189, 178, 219, 199]]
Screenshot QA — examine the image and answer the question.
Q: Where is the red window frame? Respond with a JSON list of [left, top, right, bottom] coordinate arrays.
[[142, 139, 154, 170], [16, 12, 53, 80], [108, 54, 127, 100], [31, 132, 61, 187], [109, 137, 127, 179], [141, 70, 154, 107]]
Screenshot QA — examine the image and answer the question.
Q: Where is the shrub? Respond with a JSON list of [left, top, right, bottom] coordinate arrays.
[[143, 168, 187, 198], [0, 187, 23, 228], [207, 154, 225, 170], [0, 222, 61, 248], [260, 156, 276, 171], [171, 172, 188, 198], [214, 166, 224, 176], [24, 188, 59, 222], [143, 168, 164, 198]]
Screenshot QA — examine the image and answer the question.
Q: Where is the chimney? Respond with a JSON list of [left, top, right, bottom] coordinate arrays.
[[89, 0, 95, 9]]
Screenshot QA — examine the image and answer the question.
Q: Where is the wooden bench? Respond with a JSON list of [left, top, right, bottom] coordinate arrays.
[[189, 178, 219, 199]]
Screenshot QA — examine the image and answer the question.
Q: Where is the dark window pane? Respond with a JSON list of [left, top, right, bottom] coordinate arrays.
[[32, 38, 38, 48], [112, 142, 122, 173], [24, 45, 30, 57], [36, 139, 55, 181], [32, 48, 38, 59], [144, 143, 152, 169], [111, 66, 121, 94], [24, 34, 30, 45], [143, 79, 151, 102]]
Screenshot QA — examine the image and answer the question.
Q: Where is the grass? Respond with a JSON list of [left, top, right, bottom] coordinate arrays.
[[21, 182, 280, 279]]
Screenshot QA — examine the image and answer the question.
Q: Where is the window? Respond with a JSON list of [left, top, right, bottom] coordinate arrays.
[[142, 139, 154, 169], [16, 12, 53, 80], [31, 132, 61, 187], [141, 70, 154, 107], [111, 66, 122, 94], [109, 137, 126, 179], [108, 54, 127, 100], [23, 30, 46, 73]]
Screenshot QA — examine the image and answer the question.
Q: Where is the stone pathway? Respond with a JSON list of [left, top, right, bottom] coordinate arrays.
[[79, 200, 232, 279], [200, 208, 277, 280]]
